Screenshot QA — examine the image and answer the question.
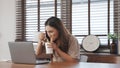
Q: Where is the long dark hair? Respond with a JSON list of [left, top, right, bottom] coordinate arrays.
[[45, 16, 70, 53]]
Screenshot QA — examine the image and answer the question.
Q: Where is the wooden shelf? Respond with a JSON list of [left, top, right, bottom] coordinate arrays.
[[80, 52, 120, 63]]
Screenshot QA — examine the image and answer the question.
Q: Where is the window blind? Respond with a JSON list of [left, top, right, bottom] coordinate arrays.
[[90, 0, 112, 45], [25, 0, 38, 41], [72, 0, 114, 46], [113, 0, 120, 54], [16, 0, 62, 41], [118, 0, 120, 40], [61, 0, 72, 33], [72, 0, 88, 43], [16, 0, 116, 49], [16, 0, 25, 41], [114, 0, 120, 40]]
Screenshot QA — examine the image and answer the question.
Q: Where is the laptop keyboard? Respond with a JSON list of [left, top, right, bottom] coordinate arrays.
[[36, 60, 50, 64]]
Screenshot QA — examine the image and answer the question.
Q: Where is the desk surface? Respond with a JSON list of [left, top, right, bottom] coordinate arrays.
[[0, 61, 120, 68]]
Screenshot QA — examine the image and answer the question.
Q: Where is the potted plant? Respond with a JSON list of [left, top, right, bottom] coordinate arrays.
[[108, 33, 118, 43], [108, 33, 118, 54]]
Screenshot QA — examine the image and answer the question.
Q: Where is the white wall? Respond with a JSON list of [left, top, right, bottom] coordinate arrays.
[[0, 0, 2, 60], [0, 0, 16, 61]]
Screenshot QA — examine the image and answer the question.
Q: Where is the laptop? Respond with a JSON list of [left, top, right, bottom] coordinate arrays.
[[8, 42, 50, 64]]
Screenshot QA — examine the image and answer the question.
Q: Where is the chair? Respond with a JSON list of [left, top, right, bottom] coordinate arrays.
[[80, 55, 88, 62]]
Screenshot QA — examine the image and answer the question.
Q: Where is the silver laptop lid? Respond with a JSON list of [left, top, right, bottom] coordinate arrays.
[[8, 42, 37, 64]]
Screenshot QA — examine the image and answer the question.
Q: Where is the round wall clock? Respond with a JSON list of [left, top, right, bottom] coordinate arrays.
[[82, 35, 100, 52]]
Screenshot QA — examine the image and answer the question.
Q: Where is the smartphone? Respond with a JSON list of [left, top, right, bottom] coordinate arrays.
[[45, 31, 50, 42]]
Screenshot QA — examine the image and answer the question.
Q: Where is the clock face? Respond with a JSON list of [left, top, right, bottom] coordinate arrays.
[[82, 35, 100, 52]]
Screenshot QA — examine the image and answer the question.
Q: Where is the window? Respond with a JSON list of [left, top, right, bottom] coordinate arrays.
[[16, 0, 115, 52], [25, 0, 55, 41], [16, 0, 61, 41], [72, 0, 114, 47]]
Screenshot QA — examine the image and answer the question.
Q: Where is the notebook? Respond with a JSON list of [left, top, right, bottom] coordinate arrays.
[[8, 42, 50, 64]]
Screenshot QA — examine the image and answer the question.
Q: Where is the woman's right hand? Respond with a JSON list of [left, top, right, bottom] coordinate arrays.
[[39, 32, 46, 41]]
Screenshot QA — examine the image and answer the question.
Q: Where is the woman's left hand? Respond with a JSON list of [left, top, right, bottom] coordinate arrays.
[[49, 42, 58, 51], [49, 36, 59, 51]]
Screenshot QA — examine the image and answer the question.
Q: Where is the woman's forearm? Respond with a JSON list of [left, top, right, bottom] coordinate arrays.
[[55, 48, 77, 62], [36, 41, 43, 57]]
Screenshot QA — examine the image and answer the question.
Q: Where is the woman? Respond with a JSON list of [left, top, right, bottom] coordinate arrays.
[[36, 16, 80, 62]]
